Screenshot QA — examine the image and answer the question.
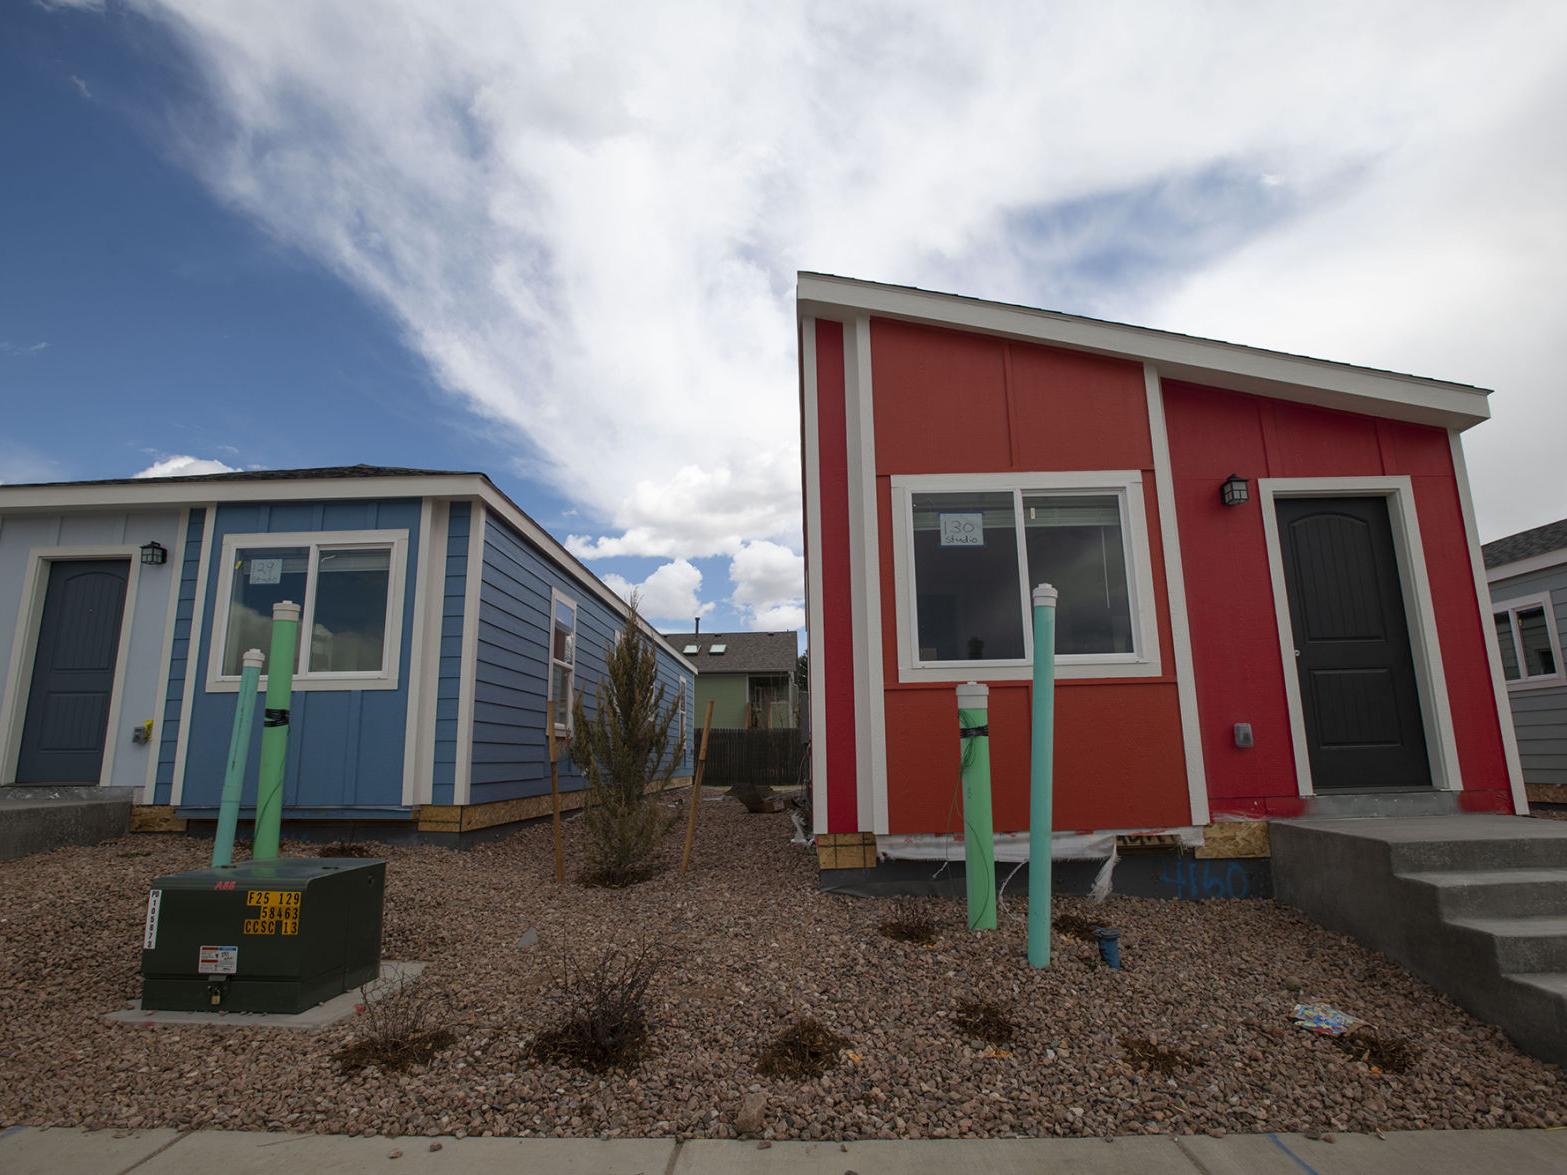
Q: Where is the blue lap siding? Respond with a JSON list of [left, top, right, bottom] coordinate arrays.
[[471, 506, 695, 804], [175, 498, 422, 817]]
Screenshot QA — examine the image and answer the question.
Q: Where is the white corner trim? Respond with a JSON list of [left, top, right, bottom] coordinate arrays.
[[400, 498, 436, 807], [887, 470, 1162, 684], [202, 529, 409, 693], [1451, 431, 1529, 811], [144, 508, 190, 803], [454, 503, 487, 807], [0, 544, 142, 788], [797, 272, 1491, 430], [843, 316, 888, 834], [1144, 365, 1209, 825], [1258, 475, 1462, 798], [801, 317, 830, 836], [1490, 590, 1567, 692], [171, 508, 217, 806]]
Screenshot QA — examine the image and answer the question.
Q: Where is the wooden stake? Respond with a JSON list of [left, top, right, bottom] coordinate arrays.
[[680, 699, 716, 874], [547, 701, 565, 883]]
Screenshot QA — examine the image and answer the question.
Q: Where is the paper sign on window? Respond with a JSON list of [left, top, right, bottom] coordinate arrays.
[[249, 558, 283, 586], [939, 513, 984, 547]]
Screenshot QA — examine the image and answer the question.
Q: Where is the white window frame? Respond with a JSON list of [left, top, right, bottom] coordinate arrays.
[[205, 529, 408, 693], [1492, 591, 1565, 691], [547, 587, 578, 736], [889, 471, 1161, 683]]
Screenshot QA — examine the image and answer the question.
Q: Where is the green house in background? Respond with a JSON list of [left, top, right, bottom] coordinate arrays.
[[665, 629, 800, 729]]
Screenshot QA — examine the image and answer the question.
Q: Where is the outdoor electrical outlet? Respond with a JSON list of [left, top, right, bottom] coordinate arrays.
[[1233, 723, 1254, 748]]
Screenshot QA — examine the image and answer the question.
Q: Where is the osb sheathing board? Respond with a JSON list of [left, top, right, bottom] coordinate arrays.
[[1195, 821, 1270, 859]]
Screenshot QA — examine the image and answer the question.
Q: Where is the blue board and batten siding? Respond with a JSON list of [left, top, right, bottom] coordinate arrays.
[[431, 501, 471, 805], [1493, 565, 1567, 787], [175, 499, 422, 817], [471, 506, 695, 806], [154, 508, 205, 803]]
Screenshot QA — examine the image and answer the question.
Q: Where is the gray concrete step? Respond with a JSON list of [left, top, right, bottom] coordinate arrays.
[[1400, 868, 1567, 917], [1447, 914, 1567, 973], [1271, 814, 1567, 1066]]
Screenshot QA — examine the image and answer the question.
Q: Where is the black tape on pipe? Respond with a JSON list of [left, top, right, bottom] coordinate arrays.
[[263, 708, 290, 728], [958, 725, 989, 739]]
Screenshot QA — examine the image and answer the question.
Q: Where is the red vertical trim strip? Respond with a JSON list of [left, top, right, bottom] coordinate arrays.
[[815, 320, 859, 832]]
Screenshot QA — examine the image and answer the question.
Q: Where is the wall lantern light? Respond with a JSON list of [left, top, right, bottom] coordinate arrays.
[[1219, 474, 1249, 507], [140, 540, 168, 566]]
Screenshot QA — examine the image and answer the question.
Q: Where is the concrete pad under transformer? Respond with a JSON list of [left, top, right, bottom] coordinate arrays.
[[105, 961, 424, 1030]]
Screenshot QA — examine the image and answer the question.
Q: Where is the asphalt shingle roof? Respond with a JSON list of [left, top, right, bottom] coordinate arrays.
[[1484, 518, 1567, 569], [9, 464, 479, 490], [661, 630, 798, 674]]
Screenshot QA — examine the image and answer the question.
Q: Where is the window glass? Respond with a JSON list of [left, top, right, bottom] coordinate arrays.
[[1022, 494, 1133, 654], [1517, 606, 1557, 678], [911, 491, 1025, 662], [1494, 612, 1520, 681], [222, 547, 308, 675], [308, 548, 392, 673], [549, 596, 576, 730]]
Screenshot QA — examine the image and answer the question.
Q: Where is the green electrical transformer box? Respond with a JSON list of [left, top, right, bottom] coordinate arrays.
[[140, 858, 386, 1014]]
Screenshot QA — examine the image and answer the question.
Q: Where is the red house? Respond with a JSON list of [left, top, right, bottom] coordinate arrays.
[[798, 274, 1523, 881]]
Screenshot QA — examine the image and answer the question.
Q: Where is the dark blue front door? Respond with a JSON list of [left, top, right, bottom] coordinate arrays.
[[16, 560, 130, 784]]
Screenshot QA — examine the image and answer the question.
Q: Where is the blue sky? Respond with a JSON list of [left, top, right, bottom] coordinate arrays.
[[5, 2, 1567, 637]]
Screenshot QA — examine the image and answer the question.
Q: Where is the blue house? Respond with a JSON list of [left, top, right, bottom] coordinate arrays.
[[0, 466, 696, 842]]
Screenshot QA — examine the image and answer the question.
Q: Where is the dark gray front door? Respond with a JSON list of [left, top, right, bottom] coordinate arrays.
[[1276, 497, 1431, 792], [15, 560, 130, 784]]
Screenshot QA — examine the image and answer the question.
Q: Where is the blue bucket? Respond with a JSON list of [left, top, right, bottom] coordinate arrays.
[[1094, 926, 1122, 970]]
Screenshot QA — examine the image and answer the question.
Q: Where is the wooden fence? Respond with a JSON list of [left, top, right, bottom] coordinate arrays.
[[700, 727, 803, 789]]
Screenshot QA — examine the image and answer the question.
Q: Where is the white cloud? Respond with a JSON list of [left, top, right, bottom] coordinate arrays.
[[133, 455, 241, 479], [0, 341, 48, 356], [729, 539, 804, 631], [602, 559, 715, 627], [104, 0, 1567, 564]]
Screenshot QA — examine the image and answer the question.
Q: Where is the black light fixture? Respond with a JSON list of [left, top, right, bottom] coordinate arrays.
[[1220, 474, 1249, 507], [140, 540, 168, 566]]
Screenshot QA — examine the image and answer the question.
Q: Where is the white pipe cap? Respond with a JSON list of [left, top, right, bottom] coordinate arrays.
[[956, 681, 989, 708], [241, 648, 266, 670], [1033, 583, 1059, 607], [272, 600, 302, 623]]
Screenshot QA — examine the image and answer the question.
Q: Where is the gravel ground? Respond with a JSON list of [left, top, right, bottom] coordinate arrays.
[[0, 797, 1561, 1140]]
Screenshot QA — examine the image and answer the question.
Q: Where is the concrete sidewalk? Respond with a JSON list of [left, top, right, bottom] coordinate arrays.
[[4, 1125, 1567, 1174]]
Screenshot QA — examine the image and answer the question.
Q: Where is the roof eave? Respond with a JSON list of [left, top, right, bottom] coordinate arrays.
[[798, 273, 1492, 432]]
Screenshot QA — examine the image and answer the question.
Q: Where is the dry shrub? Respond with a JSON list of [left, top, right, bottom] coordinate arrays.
[[1053, 913, 1101, 942], [953, 999, 1015, 1046], [1333, 1029, 1420, 1073], [1119, 1034, 1194, 1076], [532, 942, 659, 1072], [336, 970, 453, 1072], [757, 1018, 850, 1079], [316, 841, 372, 858], [879, 899, 939, 945]]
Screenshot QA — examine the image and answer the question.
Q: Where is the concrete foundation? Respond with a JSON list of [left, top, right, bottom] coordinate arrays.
[[0, 786, 134, 861]]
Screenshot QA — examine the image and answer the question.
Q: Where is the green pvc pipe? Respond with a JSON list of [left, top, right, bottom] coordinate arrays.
[[957, 681, 996, 931], [1028, 584, 1059, 968], [211, 648, 264, 868], [251, 600, 300, 862]]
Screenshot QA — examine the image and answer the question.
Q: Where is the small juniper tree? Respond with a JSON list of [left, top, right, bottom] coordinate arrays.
[[570, 595, 685, 885]]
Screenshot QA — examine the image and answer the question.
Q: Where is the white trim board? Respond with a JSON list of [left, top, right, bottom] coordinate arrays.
[[798, 273, 1491, 431], [0, 473, 697, 676], [144, 508, 191, 803], [0, 544, 143, 788], [1451, 431, 1528, 812], [800, 317, 830, 836], [202, 529, 409, 694], [1144, 364, 1210, 826], [887, 470, 1162, 684], [1486, 548, 1567, 585], [1257, 476, 1461, 798]]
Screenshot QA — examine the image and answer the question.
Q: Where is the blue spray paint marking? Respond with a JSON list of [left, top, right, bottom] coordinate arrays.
[[1156, 858, 1250, 900], [1267, 1132, 1323, 1175], [1, 1124, 26, 1138]]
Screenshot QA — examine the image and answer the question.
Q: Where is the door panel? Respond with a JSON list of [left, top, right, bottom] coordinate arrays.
[[1277, 498, 1430, 791], [15, 560, 130, 784]]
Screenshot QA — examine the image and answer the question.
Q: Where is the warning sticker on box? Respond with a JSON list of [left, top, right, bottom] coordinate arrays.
[[198, 945, 238, 975], [143, 889, 162, 950]]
